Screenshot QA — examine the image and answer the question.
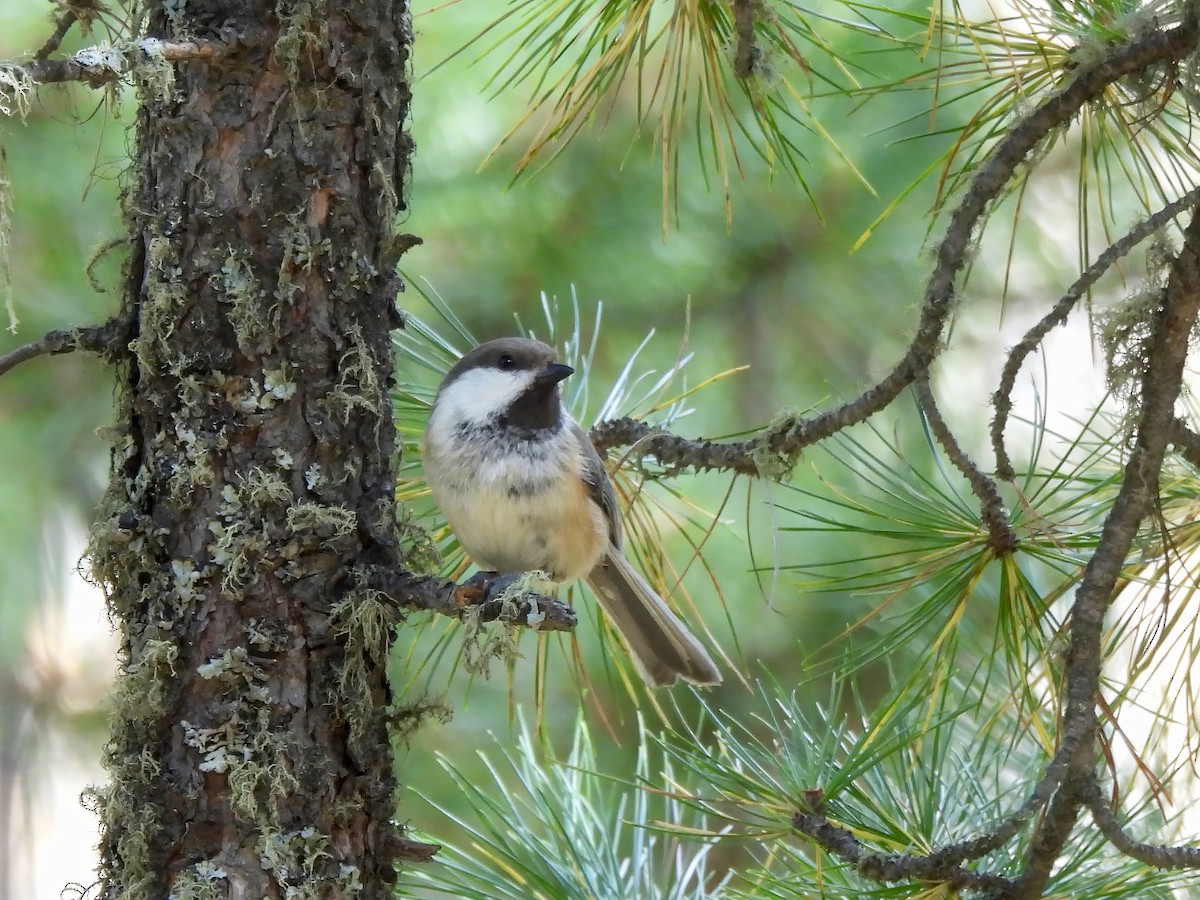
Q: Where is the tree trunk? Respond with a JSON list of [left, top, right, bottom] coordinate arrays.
[[85, 2, 413, 896]]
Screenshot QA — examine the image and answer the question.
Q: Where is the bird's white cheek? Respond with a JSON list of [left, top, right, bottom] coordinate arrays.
[[433, 368, 533, 427]]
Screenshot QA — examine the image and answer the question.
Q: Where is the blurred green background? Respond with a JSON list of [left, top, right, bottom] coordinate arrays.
[[0, 1, 1109, 896]]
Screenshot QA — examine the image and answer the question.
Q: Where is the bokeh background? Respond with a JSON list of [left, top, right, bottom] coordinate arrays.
[[0, 2, 1117, 896]]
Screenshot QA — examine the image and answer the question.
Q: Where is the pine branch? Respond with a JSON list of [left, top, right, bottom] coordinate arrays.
[[593, 14, 1200, 481], [34, 8, 78, 62], [1012, 202, 1200, 898], [1085, 781, 1200, 869], [928, 760, 1066, 866], [792, 812, 1013, 893]]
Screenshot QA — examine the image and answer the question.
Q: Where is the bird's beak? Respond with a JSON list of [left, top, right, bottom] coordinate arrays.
[[538, 362, 575, 385]]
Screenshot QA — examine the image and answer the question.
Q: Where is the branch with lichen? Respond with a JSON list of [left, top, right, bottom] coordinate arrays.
[[352, 565, 578, 632], [593, 15, 1200, 484], [1008, 206, 1200, 899], [0, 37, 223, 93], [0, 316, 130, 377], [991, 185, 1200, 481], [791, 811, 1014, 894]]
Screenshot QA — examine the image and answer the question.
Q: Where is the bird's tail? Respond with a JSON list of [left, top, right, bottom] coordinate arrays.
[[586, 550, 722, 687]]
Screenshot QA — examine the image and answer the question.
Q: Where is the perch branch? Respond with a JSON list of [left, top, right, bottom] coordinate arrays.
[[353, 566, 577, 632], [593, 16, 1200, 479], [1012, 203, 1200, 898], [914, 375, 1018, 554], [991, 185, 1200, 480]]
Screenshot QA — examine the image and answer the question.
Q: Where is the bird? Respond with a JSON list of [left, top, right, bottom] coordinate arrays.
[[421, 336, 722, 687]]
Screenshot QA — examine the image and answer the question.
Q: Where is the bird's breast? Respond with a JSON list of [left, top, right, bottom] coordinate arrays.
[[423, 420, 608, 581]]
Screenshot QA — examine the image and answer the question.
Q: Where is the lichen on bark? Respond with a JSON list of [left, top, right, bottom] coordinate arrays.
[[85, 2, 415, 897]]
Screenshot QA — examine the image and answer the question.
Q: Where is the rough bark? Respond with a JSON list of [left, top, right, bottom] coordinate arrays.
[[84, 2, 413, 897]]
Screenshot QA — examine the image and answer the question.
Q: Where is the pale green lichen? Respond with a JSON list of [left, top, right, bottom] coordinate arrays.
[[207, 467, 295, 592], [286, 501, 357, 546], [324, 323, 382, 423], [207, 518, 262, 593], [123, 639, 179, 719], [276, 217, 329, 305], [261, 366, 297, 406], [459, 571, 548, 676], [136, 235, 190, 374], [0, 64, 32, 119], [196, 646, 266, 685], [276, 0, 328, 92], [168, 860, 227, 900], [750, 409, 804, 480], [167, 421, 217, 499], [228, 724, 298, 823], [183, 710, 297, 822], [1096, 235, 1172, 427], [129, 39, 178, 104], [218, 249, 267, 354], [1097, 284, 1162, 408], [240, 466, 293, 507], [330, 591, 392, 742], [304, 464, 323, 490], [258, 827, 360, 900]]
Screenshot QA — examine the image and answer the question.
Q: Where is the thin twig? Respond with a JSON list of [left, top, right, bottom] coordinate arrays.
[[593, 17, 1200, 479], [1085, 781, 1200, 869], [914, 375, 1018, 554], [0, 330, 75, 377], [732, 0, 757, 79], [0, 318, 127, 378], [927, 755, 1067, 866], [991, 185, 1200, 480], [34, 9, 78, 62]]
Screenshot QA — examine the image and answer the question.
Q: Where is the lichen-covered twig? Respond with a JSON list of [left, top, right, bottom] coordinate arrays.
[[0, 316, 129, 378], [353, 565, 578, 632], [6, 38, 222, 89], [791, 812, 1013, 894], [914, 375, 1018, 554], [595, 17, 1200, 482], [991, 185, 1200, 480]]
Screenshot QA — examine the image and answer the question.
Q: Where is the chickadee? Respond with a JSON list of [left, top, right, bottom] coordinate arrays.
[[421, 337, 722, 687]]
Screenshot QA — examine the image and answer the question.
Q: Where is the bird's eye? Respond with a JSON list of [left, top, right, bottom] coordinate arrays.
[[498, 354, 516, 370]]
